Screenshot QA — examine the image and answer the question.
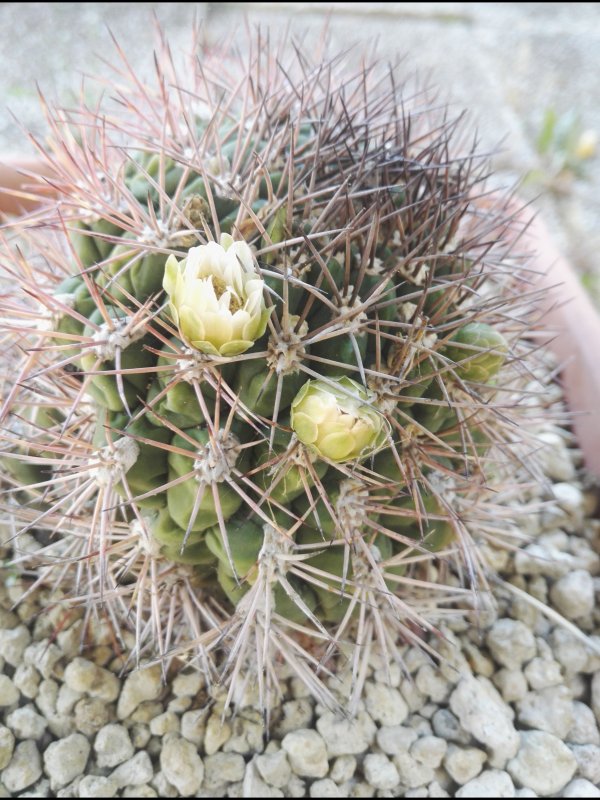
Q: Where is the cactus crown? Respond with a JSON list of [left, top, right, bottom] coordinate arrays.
[[0, 28, 543, 713]]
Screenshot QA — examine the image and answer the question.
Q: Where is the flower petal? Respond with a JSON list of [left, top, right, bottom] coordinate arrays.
[[292, 412, 319, 445], [220, 339, 252, 356], [163, 254, 181, 297], [201, 311, 234, 350], [319, 432, 355, 461], [179, 305, 205, 343]]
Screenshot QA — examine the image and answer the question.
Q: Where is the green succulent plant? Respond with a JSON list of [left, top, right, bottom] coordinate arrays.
[[0, 28, 542, 713]]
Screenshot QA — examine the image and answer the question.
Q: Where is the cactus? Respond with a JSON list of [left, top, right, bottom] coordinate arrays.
[[0, 28, 545, 713]]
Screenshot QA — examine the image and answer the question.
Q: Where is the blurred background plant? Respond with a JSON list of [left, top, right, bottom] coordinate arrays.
[[526, 107, 597, 193]]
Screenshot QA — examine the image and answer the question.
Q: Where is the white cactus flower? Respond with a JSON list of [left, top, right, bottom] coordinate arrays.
[[291, 376, 388, 462], [163, 233, 270, 356]]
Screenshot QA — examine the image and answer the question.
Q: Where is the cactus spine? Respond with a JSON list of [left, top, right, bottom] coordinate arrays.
[[0, 28, 545, 711]]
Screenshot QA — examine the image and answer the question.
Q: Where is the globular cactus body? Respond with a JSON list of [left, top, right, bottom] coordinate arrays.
[[0, 28, 544, 711]]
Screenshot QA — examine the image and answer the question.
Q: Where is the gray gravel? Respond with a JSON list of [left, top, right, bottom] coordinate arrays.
[[0, 5, 600, 797], [0, 416, 599, 797]]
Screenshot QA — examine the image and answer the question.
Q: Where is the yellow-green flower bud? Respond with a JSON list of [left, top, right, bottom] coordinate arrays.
[[290, 376, 387, 462], [443, 322, 508, 383], [163, 233, 270, 356]]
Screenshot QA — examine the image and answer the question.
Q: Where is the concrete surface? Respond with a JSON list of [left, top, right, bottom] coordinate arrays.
[[1, 2, 599, 300]]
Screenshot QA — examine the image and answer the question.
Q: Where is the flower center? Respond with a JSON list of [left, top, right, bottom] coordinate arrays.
[[211, 275, 243, 313]]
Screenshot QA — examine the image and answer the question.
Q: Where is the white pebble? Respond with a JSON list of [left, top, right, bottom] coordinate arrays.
[[552, 482, 584, 515], [22, 778, 51, 798], [23, 640, 62, 680], [171, 670, 203, 697], [515, 543, 574, 579], [149, 711, 180, 737], [94, 724, 134, 768], [159, 734, 204, 796], [550, 570, 595, 620], [73, 697, 110, 737], [56, 684, 84, 716], [415, 665, 451, 703], [364, 682, 408, 726], [593, 672, 600, 724], [516, 685, 574, 738], [204, 752, 245, 786], [374, 662, 402, 688], [462, 642, 495, 678], [309, 778, 342, 797], [376, 726, 418, 755], [78, 776, 118, 798], [408, 715, 433, 737], [399, 677, 427, 713], [0, 725, 15, 770], [281, 729, 328, 778], [486, 620, 537, 670], [570, 538, 600, 574], [492, 669, 529, 703], [456, 769, 515, 797], [127, 700, 163, 724], [329, 755, 356, 783], [43, 734, 90, 790], [122, 785, 157, 798], [6, 704, 47, 740], [562, 778, 600, 798], [523, 657, 563, 690], [570, 744, 600, 784], [151, 771, 178, 798], [0, 625, 31, 667], [180, 708, 208, 746], [243, 759, 284, 798], [567, 701, 600, 745], [130, 723, 151, 750], [551, 628, 590, 674], [443, 745, 487, 785], [431, 709, 470, 745], [392, 752, 434, 789], [204, 713, 232, 755], [536, 432, 576, 481], [12, 663, 41, 699], [167, 696, 191, 714], [429, 780, 450, 798], [410, 736, 447, 768], [316, 712, 376, 757], [450, 676, 519, 768], [1, 740, 42, 794], [110, 751, 154, 789], [0, 675, 19, 707], [507, 731, 576, 796], [274, 699, 313, 738], [363, 754, 400, 790], [222, 713, 265, 756], [117, 665, 163, 720], [583, 637, 600, 674], [63, 658, 120, 703], [255, 750, 292, 788]]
